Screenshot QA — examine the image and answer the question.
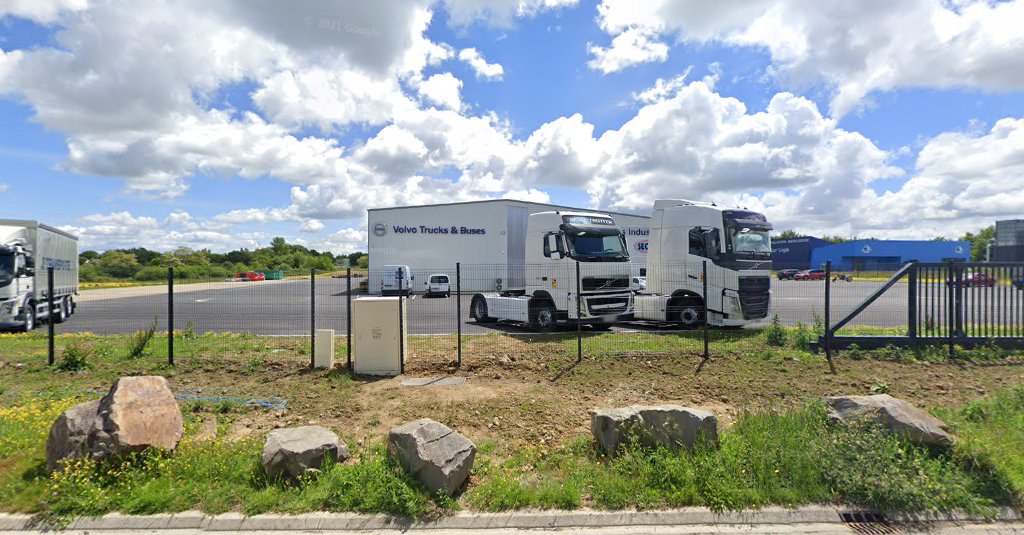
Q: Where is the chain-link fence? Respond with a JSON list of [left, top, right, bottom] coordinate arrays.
[[25, 260, 1024, 370]]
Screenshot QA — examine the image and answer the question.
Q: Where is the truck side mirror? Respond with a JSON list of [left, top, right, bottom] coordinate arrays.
[[703, 229, 720, 259], [544, 233, 563, 259]]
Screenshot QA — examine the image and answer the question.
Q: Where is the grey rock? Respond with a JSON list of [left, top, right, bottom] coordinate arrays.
[[825, 394, 953, 447], [45, 399, 101, 472], [388, 418, 476, 496], [591, 405, 718, 454], [261, 426, 348, 479], [44, 376, 184, 471]]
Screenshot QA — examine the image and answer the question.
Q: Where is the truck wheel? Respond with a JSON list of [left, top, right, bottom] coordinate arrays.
[[673, 298, 705, 329], [531, 303, 558, 333], [54, 297, 68, 324], [20, 305, 35, 333], [471, 297, 494, 323]]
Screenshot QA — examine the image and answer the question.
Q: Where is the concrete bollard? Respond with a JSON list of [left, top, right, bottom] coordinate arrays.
[[314, 329, 335, 369]]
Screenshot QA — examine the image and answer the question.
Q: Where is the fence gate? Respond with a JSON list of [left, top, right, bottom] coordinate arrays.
[[816, 262, 1024, 352]]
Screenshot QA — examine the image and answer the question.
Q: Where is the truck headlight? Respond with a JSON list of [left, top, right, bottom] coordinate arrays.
[[0, 301, 13, 315], [723, 291, 741, 313]]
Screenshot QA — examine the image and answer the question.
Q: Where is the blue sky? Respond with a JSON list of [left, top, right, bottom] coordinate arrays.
[[1, 0, 1023, 252]]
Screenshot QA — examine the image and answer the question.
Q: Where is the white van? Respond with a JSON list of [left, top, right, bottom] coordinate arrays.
[[424, 273, 451, 297], [380, 265, 412, 296]]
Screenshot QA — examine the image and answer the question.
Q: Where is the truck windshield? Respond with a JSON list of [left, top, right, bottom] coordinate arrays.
[[565, 233, 629, 262], [0, 253, 13, 282], [727, 227, 771, 258]]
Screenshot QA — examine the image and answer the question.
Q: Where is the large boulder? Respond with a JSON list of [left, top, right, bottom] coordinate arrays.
[[825, 394, 953, 447], [90, 376, 184, 459], [44, 376, 184, 471], [388, 419, 475, 497], [591, 405, 718, 454], [45, 399, 101, 472], [261, 426, 348, 479]]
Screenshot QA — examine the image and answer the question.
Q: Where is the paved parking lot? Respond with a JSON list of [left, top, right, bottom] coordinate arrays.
[[49, 277, 963, 336]]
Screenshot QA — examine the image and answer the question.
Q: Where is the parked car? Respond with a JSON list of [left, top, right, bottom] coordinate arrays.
[[794, 269, 826, 281], [776, 269, 800, 280], [1014, 276, 1024, 291], [632, 276, 647, 291], [947, 270, 996, 287], [234, 271, 264, 281], [424, 273, 451, 297]]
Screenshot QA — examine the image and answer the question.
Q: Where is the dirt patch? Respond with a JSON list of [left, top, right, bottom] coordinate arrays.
[[2, 333, 1021, 455]]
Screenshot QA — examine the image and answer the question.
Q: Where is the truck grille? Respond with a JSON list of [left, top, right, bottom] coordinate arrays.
[[585, 296, 630, 315], [738, 277, 770, 320], [581, 277, 630, 291]]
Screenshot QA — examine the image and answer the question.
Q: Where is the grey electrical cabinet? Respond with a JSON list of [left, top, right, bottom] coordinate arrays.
[[352, 297, 407, 376]]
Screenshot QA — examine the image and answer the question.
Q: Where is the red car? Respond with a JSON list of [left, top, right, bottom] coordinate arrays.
[[794, 269, 826, 281], [235, 271, 266, 282], [948, 271, 996, 287]]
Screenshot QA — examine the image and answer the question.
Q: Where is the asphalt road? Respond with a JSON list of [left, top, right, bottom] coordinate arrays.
[[52, 278, 1023, 336]]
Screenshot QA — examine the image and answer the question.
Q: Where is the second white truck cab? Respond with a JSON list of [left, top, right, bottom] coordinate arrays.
[[470, 211, 633, 331], [633, 200, 772, 328]]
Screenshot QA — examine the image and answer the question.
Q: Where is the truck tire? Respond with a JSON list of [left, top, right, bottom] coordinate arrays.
[[530, 302, 558, 333], [471, 296, 495, 323], [20, 305, 35, 333], [54, 297, 68, 324], [672, 297, 705, 329]]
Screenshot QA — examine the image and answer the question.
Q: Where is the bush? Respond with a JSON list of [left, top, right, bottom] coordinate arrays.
[[127, 318, 158, 359], [56, 342, 92, 372], [763, 314, 787, 347], [791, 323, 812, 351], [132, 266, 167, 281]]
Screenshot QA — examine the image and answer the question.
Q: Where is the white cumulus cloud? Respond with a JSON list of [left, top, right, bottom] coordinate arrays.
[[458, 48, 504, 80]]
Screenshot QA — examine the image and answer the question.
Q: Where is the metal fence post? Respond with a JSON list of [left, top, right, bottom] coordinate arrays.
[[47, 267, 55, 366], [947, 261, 956, 359], [824, 261, 836, 373], [576, 260, 582, 363], [168, 267, 174, 366], [907, 263, 917, 348], [346, 267, 352, 371], [398, 267, 405, 374], [456, 262, 462, 369], [310, 268, 315, 369], [701, 260, 709, 361]]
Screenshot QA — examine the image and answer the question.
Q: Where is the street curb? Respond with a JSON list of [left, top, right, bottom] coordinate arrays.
[[0, 506, 1020, 531]]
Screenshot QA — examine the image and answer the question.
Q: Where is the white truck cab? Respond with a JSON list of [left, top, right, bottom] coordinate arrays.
[[633, 200, 772, 328], [470, 211, 633, 331]]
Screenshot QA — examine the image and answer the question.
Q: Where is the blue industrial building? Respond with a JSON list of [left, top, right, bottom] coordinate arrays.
[[771, 236, 830, 269], [809, 240, 970, 271], [772, 236, 971, 271]]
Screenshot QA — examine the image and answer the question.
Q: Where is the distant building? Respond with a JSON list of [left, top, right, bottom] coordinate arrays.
[[809, 240, 970, 271], [771, 236, 829, 270], [993, 219, 1024, 262]]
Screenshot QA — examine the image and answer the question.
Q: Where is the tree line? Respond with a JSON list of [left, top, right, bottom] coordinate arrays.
[[79, 237, 369, 282], [771, 226, 996, 261]]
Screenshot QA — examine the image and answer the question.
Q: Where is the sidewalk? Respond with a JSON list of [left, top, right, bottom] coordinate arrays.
[[0, 506, 1020, 533]]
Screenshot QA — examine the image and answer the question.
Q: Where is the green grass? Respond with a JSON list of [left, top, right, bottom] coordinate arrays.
[[466, 403, 1008, 514], [937, 384, 1024, 503]]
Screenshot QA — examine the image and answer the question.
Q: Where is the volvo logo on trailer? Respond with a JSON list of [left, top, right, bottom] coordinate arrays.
[[372, 223, 387, 237]]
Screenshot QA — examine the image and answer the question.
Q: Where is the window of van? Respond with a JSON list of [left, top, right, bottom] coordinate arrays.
[[430, 275, 448, 283]]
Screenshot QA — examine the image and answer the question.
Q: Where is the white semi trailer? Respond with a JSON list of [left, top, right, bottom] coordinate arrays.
[[633, 200, 772, 328], [470, 211, 633, 331], [0, 220, 79, 332]]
